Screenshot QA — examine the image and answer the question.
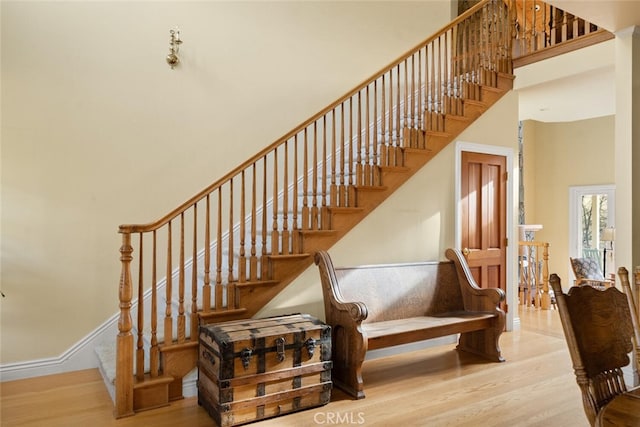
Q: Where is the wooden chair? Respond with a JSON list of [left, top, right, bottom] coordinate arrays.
[[549, 274, 635, 426], [617, 267, 640, 376], [569, 257, 615, 289]]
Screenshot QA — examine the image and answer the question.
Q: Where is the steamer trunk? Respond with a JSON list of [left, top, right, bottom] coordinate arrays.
[[198, 314, 332, 426]]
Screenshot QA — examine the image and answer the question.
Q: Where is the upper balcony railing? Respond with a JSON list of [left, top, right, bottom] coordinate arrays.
[[510, 0, 614, 67]]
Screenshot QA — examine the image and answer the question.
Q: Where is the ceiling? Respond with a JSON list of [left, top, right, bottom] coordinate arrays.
[[548, 0, 640, 33], [517, 64, 615, 122], [516, 1, 640, 122]]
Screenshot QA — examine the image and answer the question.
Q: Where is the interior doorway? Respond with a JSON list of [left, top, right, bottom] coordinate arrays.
[[459, 151, 507, 294], [455, 141, 515, 330], [568, 185, 616, 279]]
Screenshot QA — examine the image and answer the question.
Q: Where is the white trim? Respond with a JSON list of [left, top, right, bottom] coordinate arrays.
[[454, 141, 515, 331], [0, 312, 119, 382], [512, 316, 521, 331]]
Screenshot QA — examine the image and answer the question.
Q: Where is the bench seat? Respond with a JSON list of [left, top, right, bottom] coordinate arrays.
[[314, 248, 506, 399], [364, 313, 496, 350]]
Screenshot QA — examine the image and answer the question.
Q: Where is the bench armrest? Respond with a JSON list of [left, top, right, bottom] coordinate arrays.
[[315, 250, 370, 399], [314, 250, 368, 323], [445, 248, 505, 312]]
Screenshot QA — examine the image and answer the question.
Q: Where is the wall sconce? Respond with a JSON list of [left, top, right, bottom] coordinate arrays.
[[166, 29, 183, 69]]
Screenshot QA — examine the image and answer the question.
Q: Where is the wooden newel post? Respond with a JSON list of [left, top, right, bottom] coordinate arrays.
[[541, 242, 551, 310], [115, 231, 134, 418]]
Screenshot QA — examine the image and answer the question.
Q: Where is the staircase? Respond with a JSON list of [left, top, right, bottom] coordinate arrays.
[[102, 0, 612, 418]]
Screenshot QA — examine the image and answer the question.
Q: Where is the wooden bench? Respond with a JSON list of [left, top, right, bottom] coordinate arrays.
[[314, 248, 506, 399]]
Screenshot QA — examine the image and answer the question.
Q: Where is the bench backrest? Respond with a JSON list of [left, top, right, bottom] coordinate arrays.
[[332, 261, 464, 323]]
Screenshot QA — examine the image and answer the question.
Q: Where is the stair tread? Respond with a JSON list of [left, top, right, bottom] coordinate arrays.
[[464, 98, 487, 107], [234, 280, 280, 289], [425, 130, 451, 136], [268, 253, 311, 260], [232, 279, 279, 285], [354, 185, 388, 191], [297, 229, 337, 235], [159, 340, 198, 352], [482, 85, 505, 93], [403, 147, 432, 154], [133, 374, 174, 388], [198, 306, 248, 315], [327, 206, 364, 213], [446, 114, 471, 121]]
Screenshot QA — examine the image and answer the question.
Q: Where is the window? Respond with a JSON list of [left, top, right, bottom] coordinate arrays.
[[569, 185, 615, 275]]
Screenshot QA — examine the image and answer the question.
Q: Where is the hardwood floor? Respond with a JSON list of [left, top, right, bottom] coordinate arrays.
[[1, 308, 589, 426]]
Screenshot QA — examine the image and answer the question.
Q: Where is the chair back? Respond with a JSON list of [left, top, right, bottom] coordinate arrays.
[[617, 267, 640, 375], [569, 257, 613, 288], [549, 274, 634, 426], [570, 257, 605, 281]]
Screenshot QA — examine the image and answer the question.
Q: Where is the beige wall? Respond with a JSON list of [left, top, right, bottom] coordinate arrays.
[[1, 1, 454, 363], [522, 116, 615, 283]]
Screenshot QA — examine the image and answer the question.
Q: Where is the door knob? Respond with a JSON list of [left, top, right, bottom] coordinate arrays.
[[462, 247, 470, 256]]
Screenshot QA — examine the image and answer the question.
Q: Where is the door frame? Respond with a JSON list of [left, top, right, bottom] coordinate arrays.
[[455, 141, 516, 331]]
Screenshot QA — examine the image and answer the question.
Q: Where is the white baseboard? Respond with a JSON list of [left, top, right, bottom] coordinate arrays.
[[512, 315, 521, 331], [1, 308, 198, 404], [183, 368, 198, 398], [0, 312, 119, 382]]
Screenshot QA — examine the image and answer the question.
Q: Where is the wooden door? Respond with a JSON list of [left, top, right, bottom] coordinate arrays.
[[460, 151, 507, 295]]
